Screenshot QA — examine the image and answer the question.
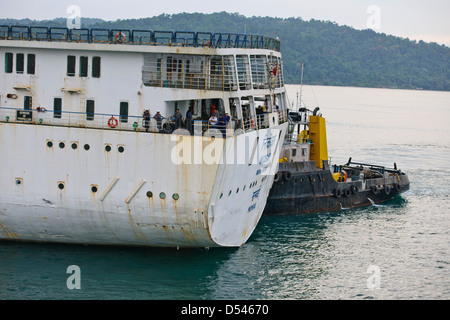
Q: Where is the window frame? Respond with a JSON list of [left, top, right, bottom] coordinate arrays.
[[92, 56, 101, 78], [119, 101, 129, 123], [27, 54, 36, 75], [86, 99, 95, 121], [79, 56, 88, 77], [67, 55, 76, 77], [16, 53, 24, 74], [53, 97, 62, 119], [24, 96, 32, 110], [5, 52, 13, 73]]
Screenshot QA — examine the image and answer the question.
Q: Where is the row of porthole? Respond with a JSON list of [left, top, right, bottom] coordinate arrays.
[[16, 179, 179, 201], [219, 179, 260, 199], [62, 183, 179, 200], [46, 140, 125, 153], [146, 191, 180, 200]]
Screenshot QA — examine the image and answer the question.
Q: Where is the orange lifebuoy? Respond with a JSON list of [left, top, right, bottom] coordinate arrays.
[[338, 170, 348, 182], [205, 41, 211, 47], [108, 116, 118, 128], [115, 32, 126, 43], [250, 118, 255, 128]]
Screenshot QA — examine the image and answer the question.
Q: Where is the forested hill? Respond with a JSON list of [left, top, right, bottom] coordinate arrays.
[[2, 12, 450, 91]]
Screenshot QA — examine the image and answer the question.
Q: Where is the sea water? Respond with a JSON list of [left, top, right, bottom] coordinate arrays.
[[1, 85, 449, 300]]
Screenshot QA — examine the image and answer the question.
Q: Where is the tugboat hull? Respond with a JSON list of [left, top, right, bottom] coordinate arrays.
[[264, 161, 410, 215]]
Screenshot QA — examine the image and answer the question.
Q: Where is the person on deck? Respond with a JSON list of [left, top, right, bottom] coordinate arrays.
[[143, 109, 151, 132], [173, 109, 183, 130], [219, 112, 231, 138], [209, 113, 218, 128], [186, 107, 193, 135], [154, 111, 163, 132]]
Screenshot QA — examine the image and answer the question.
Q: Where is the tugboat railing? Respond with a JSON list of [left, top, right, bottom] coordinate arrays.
[[344, 157, 403, 174]]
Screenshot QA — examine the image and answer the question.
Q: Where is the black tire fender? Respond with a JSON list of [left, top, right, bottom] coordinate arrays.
[[344, 188, 352, 198], [334, 188, 342, 198], [285, 171, 292, 181], [371, 186, 379, 195]]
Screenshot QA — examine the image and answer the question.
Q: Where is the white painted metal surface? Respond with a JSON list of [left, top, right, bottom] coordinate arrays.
[[0, 29, 289, 247]]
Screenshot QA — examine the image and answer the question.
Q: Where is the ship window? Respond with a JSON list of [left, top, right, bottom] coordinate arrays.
[[5, 53, 13, 73], [86, 100, 95, 121], [67, 55, 76, 76], [92, 56, 101, 78], [16, 53, 24, 74], [120, 102, 128, 123], [24, 96, 32, 110], [53, 98, 62, 118], [292, 148, 297, 157], [302, 148, 307, 156], [79, 56, 88, 77], [250, 55, 268, 89], [236, 55, 251, 90], [27, 54, 35, 75]]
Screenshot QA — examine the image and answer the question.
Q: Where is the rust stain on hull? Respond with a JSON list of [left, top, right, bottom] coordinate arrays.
[[0, 224, 19, 239]]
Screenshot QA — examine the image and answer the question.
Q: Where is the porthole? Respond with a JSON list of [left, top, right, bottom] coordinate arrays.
[[236, 188, 239, 194], [71, 143, 78, 150], [59, 142, 65, 149], [220, 193, 223, 199], [84, 144, 90, 151], [173, 193, 179, 200], [228, 190, 232, 196], [118, 146, 125, 153], [58, 182, 65, 190], [105, 145, 112, 152], [15, 179, 22, 185], [47, 141, 53, 148], [91, 185, 98, 193], [146, 191, 153, 198], [159, 192, 166, 199]]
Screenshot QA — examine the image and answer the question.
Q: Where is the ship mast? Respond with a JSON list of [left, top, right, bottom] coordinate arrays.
[[298, 62, 305, 110]]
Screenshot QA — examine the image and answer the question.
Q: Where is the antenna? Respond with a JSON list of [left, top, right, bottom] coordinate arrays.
[[298, 62, 305, 110]]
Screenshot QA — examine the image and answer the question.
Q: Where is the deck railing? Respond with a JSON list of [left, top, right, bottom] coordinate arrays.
[[0, 106, 278, 136], [0, 26, 281, 52]]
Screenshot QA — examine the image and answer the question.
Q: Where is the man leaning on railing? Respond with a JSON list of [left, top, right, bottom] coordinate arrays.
[[154, 111, 163, 132]]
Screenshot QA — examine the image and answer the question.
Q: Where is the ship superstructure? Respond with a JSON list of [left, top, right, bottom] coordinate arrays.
[[0, 26, 289, 247]]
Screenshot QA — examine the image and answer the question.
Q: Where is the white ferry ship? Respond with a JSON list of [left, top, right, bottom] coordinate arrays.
[[0, 26, 289, 247]]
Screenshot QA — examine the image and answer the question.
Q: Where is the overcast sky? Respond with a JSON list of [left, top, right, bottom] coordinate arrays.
[[1, 0, 449, 46]]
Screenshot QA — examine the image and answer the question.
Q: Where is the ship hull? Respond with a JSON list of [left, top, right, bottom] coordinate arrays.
[[0, 122, 287, 247]]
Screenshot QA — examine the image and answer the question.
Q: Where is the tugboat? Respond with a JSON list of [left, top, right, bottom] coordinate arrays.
[[264, 106, 410, 215]]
